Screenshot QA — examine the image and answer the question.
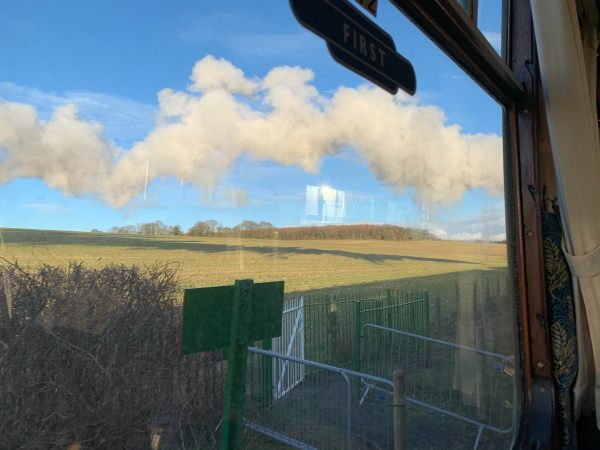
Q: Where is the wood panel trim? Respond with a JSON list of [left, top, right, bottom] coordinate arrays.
[[389, 0, 524, 106]]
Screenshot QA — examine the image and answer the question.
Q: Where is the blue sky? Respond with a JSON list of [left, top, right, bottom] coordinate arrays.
[[0, 0, 506, 240]]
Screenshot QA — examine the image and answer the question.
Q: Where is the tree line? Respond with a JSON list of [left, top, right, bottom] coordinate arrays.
[[107, 219, 438, 241], [108, 221, 183, 236]]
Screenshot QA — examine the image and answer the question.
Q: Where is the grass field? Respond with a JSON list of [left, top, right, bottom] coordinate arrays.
[[0, 228, 515, 449], [0, 228, 507, 292]]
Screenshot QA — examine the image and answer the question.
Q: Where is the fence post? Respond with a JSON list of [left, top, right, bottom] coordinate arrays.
[[454, 282, 460, 337], [354, 300, 362, 396], [386, 289, 392, 328], [435, 296, 441, 334], [497, 274, 501, 299], [260, 338, 272, 408], [393, 370, 406, 450], [396, 289, 401, 329], [407, 293, 412, 333], [328, 300, 338, 365], [386, 290, 393, 351], [424, 291, 430, 335]]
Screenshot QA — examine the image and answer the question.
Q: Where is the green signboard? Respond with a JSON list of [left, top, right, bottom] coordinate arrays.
[[180, 279, 284, 450], [181, 280, 284, 355]]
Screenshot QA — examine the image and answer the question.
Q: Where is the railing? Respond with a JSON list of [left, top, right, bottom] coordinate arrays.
[[360, 324, 516, 449], [245, 347, 394, 450], [280, 290, 429, 370], [270, 296, 305, 400]]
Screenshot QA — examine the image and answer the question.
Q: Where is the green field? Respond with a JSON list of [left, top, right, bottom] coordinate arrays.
[[0, 228, 507, 293]]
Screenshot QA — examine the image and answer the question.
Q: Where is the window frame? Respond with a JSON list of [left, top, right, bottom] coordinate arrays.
[[388, 0, 555, 447]]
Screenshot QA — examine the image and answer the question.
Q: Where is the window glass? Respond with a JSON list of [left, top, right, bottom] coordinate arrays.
[[477, 0, 504, 56], [0, 1, 518, 448]]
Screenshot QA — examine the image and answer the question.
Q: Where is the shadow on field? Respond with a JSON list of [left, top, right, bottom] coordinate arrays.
[[291, 267, 514, 354], [0, 228, 478, 266]]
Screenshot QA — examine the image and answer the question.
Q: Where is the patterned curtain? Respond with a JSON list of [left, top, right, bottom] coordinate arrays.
[[543, 206, 578, 449]]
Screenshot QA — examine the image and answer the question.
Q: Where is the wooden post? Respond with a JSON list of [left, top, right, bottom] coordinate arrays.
[[393, 370, 406, 450]]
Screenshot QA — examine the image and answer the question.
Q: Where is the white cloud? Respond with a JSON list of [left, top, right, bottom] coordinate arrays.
[[490, 233, 507, 242], [430, 228, 449, 239], [188, 55, 259, 95], [448, 232, 482, 241], [446, 232, 506, 242], [427, 228, 507, 242], [0, 82, 155, 144], [421, 205, 507, 241], [0, 56, 504, 209]]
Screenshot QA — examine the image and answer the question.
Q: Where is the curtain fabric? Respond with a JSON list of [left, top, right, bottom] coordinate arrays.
[[531, 0, 600, 426], [542, 208, 578, 448]]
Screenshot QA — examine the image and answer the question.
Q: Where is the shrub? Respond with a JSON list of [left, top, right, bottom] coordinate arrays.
[[0, 261, 224, 450]]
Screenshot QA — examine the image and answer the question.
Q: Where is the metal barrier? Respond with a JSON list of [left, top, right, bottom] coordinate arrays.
[[277, 291, 429, 372], [360, 324, 516, 449], [244, 325, 514, 449], [243, 291, 514, 449], [270, 296, 306, 400], [244, 347, 394, 450]]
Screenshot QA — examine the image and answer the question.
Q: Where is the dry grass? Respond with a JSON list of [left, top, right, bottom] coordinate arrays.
[[0, 228, 507, 292]]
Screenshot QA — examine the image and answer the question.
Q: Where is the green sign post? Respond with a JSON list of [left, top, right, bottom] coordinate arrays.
[[181, 279, 284, 450]]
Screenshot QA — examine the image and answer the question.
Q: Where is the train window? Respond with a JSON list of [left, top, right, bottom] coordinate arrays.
[[0, 1, 519, 448]]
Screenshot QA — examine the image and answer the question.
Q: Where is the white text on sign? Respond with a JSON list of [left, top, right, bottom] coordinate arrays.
[[343, 22, 386, 68]]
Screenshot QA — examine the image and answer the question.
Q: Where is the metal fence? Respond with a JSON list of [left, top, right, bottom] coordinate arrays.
[[258, 290, 428, 409], [244, 347, 395, 450], [244, 319, 514, 449], [240, 291, 430, 449], [276, 290, 430, 370], [360, 324, 516, 448]]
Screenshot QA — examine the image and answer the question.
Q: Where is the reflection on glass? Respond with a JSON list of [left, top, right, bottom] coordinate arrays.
[[304, 184, 346, 224], [0, 2, 516, 449]]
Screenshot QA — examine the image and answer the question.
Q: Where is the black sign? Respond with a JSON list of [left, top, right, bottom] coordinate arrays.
[[290, 0, 416, 95]]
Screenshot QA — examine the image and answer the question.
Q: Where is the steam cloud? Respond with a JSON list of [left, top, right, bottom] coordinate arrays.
[[0, 55, 502, 208]]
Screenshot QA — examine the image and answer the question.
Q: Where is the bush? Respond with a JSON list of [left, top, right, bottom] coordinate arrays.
[[0, 261, 224, 450]]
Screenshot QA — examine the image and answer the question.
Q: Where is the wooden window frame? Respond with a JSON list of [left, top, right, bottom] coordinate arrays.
[[389, 0, 555, 447]]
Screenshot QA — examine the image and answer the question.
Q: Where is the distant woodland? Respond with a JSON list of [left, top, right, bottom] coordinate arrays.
[[107, 220, 438, 241]]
